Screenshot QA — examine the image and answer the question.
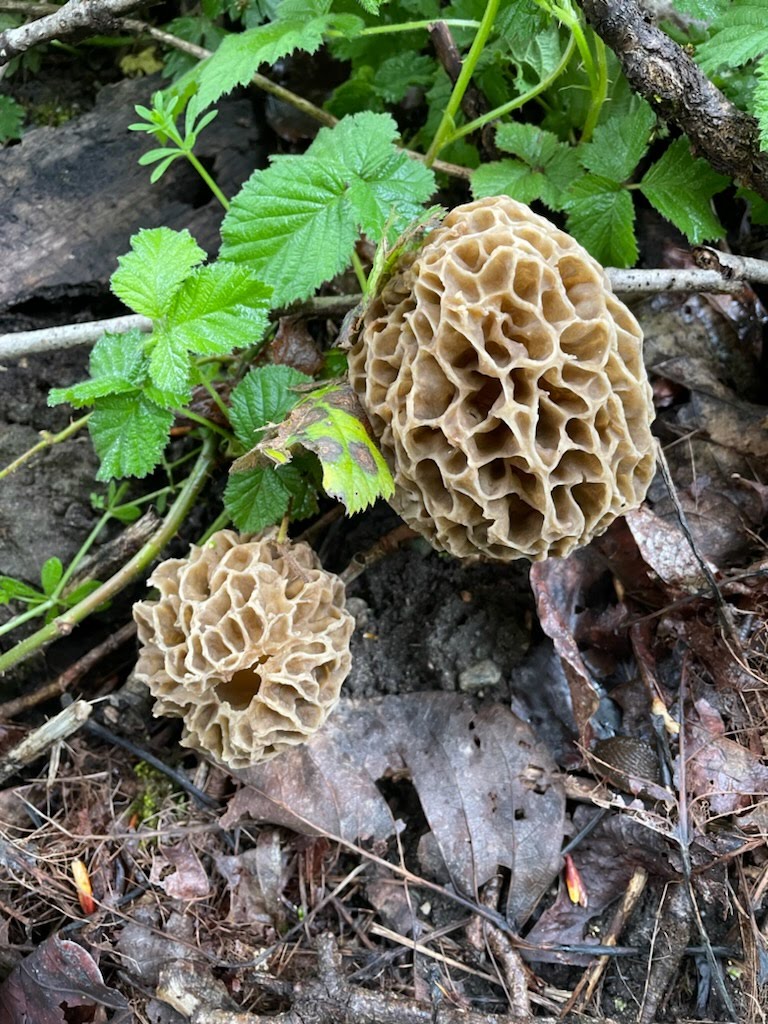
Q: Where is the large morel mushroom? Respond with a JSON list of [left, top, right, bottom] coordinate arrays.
[[133, 530, 354, 769], [348, 196, 656, 561]]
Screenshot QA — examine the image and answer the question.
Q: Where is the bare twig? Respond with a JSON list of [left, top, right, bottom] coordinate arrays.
[[0, 0, 153, 64], [0, 700, 91, 784], [578, 0, 768, 201], [0, 621, 137, 719], [5, 253, 767, 361]]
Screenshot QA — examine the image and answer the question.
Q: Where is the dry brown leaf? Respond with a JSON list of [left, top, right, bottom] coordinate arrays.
[[223, 693, 565, 926], [150, 841, 210, 901], [0, 935, 129, 1021], [682, 698, 768, 816]]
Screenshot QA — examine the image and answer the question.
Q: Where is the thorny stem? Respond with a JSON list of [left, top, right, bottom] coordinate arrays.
[[450, 32, 577, 143], [186, 151, 229, 210], [0, 413, 90, 480], [424, 0, 500, 165], [0, 434, 217, 676]]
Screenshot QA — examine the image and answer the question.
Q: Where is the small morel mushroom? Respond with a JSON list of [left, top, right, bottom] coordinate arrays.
[[133, 530, 354, 769], [347, 196, 656, 561]]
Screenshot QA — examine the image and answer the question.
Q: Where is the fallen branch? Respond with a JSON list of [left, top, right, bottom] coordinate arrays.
[[4, 254, 766, 360], [0, 0, 152, 64], [578, 0, 768, 201], [0, 700, 91, 784]]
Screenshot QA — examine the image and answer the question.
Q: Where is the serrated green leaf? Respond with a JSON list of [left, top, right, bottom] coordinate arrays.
[[475, 124, 583, 209], [147, 264, 272, 392], [111, 228, 206, 319], [696, 2, 768, 73], [165, 263, 272, 355], [639, 137, 727, 243], [40, 556, 63, 595], [755, 53, 768, 150], [372, 53, 436, 103], [564, 176, 637, 267], [221, 112, 435, 305], [578, 102, 656, 182], [471, 159, 551, 206], [737, 186, 768, 224], [0, 94, 24, 143], [256, 383, 394, 513], [190, 2, 331, 116], [230, 365, 311, 448], [49, 331, 148, 408], [222, 158, 356, 306], [89, 394, 174, 481], [224, 462, 318, 531]]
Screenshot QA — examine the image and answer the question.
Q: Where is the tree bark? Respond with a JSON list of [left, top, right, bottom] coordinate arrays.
[[578, 0, 768, 201]]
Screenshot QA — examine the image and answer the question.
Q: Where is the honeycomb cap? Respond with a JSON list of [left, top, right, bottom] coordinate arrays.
[[347, 196, 656, 561], [133, 530, 355, 768]]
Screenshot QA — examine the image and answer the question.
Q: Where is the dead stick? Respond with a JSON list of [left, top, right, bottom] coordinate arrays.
[[578, 0, 768, 201], [0, 621, 137, 720], [0, 700, 91, 784]]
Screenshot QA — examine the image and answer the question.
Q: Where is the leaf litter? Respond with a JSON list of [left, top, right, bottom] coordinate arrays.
[[3, 219, 768, 1024]]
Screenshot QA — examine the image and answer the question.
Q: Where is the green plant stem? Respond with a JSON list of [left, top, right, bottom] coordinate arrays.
[[350, 249, 368, 292], [547, 1, 603, 141], [0, 414, 90, 481], [187, 151, 229, 210], [197, 509, 231, 545], [351, 19, 481, 37], [0, 434, 217, 676], [192, 366, 231, 423], [450, 32, 577, 143], [581, 34, 608, 142], [425, 0, 500, 166], [176, 408, 234, 442]]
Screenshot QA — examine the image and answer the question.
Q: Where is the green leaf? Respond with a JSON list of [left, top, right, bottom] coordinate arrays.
[[148, 264, 272, 392], [48, 331, 148, 408], [111, 228, 206, 319], [61, 579, 105, 607], [639, 137, 727, 243], [221, 112, 435, 305], [564, 176, 637, 267], [229, 365, 311, 448], [754, 52, 768, 150], [695, 1, 768, 73], [372, 53, 436, 103], [471, 159, 551, 207], [40, 557, 64, 595], [737, 186, 768, 224], [89, 394, 174, 481], [578, 101, 656, 183], [473, 123, 582, 209], [256, 383, 394, 514], [189, 1, 332, 115], [671, 0, 729, 18], [0, 575, 44, 606], [0, 94, 24, 143], [224, 462, 318, 531]]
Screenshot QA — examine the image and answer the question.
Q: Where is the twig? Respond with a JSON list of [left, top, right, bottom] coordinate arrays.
[[578, 0, 768, 201], [0, 621, 137, 719], [0, 433, 217, 675], [0, 296, 360, 361], [0, 699, 91, 784], [561, 865, 648, 1016], [0, 0, 152, 64], [5, 254, 767, 361], [0, 413, 90, 480], [82, 714, 220, 810]]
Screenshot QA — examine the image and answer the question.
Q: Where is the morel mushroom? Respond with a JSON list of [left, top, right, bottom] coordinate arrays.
[[133, 530, 354, 769], [347, 196, 656, 561]]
